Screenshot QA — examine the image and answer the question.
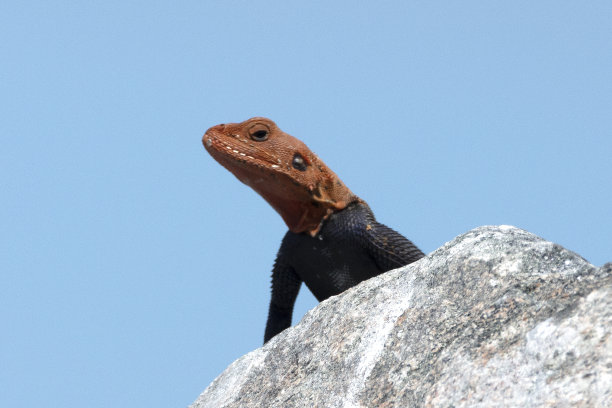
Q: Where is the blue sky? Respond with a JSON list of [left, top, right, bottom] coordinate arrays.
[[1, 1, 611, 407]]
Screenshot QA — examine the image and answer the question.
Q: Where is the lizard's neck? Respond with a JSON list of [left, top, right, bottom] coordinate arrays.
[[203, 117, 359, 236]]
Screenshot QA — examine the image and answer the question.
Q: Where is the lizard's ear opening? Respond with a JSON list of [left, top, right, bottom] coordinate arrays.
[[292, 153, 308, 171]]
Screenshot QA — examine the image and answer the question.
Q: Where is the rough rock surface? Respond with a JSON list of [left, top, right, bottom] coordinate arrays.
[[192, 226, 611, 408]]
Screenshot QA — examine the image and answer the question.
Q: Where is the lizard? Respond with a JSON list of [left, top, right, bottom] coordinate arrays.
[[203, 117, 425, 343]]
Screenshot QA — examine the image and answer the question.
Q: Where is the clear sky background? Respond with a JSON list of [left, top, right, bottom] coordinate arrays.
[[1, 1, 611, 407]]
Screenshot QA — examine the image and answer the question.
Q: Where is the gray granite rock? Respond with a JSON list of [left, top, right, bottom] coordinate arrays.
[[191, 226, 611, 408]]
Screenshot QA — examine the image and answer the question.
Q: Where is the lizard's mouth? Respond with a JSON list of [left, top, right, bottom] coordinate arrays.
[[203, 130, 283, 172]]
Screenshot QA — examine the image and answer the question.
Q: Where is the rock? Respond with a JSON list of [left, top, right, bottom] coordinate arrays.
[[191, 226, 612, 408]]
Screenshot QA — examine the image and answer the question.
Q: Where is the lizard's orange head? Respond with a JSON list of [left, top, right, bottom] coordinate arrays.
[[203, 117, 357, 236]]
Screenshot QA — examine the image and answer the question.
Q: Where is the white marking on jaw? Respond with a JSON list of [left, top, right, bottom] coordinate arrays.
[[240, 153, 246, 156], [247, 155, 254, 159], [226, 146, 232, 150], [271, 164, 280, 168], [232, 150, 239, 154]]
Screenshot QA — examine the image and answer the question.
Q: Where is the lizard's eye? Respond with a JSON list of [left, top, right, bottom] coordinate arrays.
[[292, 153, 307, 171], [249, 124, 270, 141], [251, 130, 268, 141]]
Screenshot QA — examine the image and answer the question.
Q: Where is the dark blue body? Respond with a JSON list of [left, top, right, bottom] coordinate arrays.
[[264, 201, 424, 342]]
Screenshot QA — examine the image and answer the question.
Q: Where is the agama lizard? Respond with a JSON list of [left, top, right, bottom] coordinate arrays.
[[203, 117, 424, 343]]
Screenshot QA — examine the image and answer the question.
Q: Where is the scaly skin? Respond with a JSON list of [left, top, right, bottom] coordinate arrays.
[[204, 117, 357, 236], [203, 117, 424, 343]]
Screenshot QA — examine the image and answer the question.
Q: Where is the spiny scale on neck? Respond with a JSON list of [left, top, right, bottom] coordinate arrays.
[[203, 117, 359, 236]]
